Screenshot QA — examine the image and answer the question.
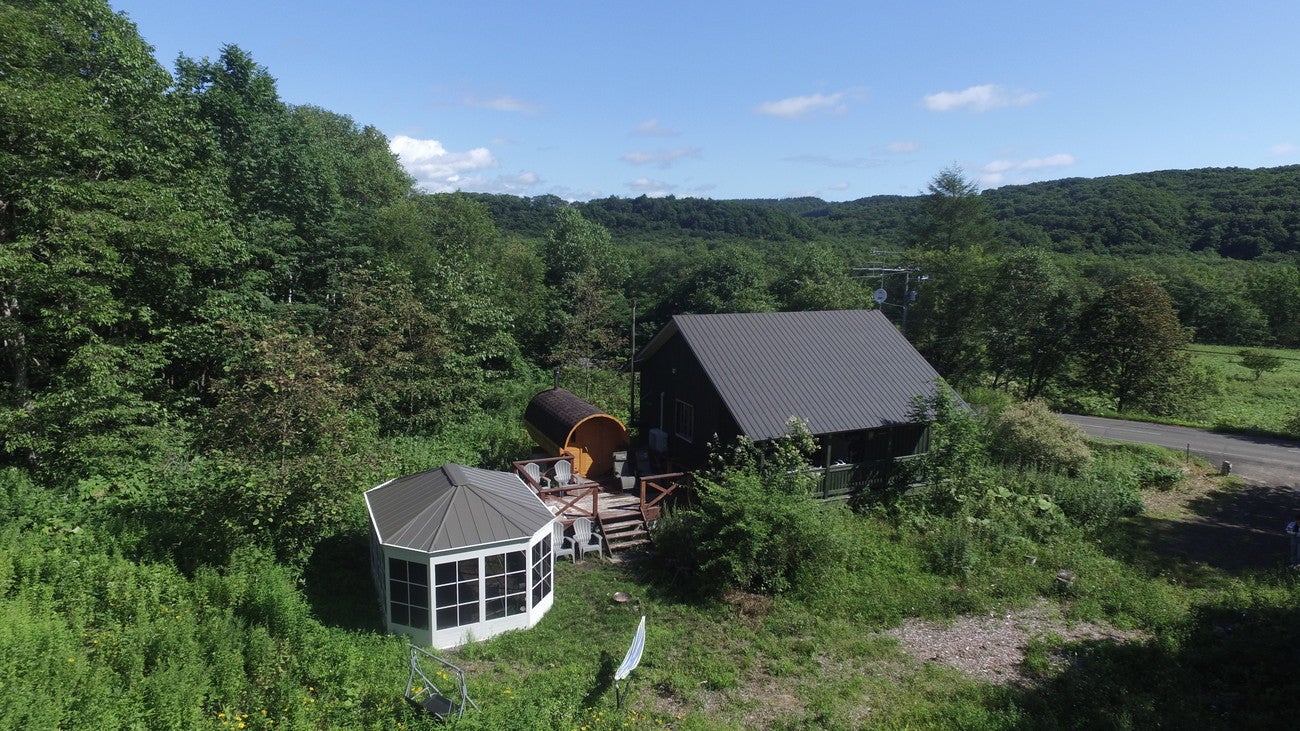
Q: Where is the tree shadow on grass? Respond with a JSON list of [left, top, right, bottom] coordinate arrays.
[[1005, 599, 1300, 729], [1110, 482, 1297, 586], [303, 530, 384, 631]]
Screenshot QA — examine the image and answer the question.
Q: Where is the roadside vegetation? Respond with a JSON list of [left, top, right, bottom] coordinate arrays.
[[3, 2, 1300, 729]]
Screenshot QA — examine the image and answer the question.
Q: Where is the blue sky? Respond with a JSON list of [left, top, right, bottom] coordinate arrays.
[[113, 0, 1300, 202]]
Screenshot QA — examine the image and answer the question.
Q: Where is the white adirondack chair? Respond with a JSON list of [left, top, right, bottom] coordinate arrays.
[[554, 459, 574, 486], [523, 462, 547, 489], [567, 517, 604, 561], [552, 521, 576, 563]]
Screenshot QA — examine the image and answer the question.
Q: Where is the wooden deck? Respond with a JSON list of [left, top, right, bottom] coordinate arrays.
[[512, 455, 690, 554]]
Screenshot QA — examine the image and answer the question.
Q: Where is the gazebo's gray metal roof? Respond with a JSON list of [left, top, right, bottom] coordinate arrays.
[[365, 464, 554, 554], [638, 309, 945, 441]]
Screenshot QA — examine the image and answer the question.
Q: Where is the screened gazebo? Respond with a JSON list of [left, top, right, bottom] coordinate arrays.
[[523, 387, 629, 478], [364, 464, 556, 649]]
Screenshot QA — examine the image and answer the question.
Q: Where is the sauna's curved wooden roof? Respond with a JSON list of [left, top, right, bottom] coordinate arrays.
[[524, 387, 626, 448]]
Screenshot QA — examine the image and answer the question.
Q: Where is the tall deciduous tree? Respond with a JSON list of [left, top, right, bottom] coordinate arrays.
[[1075, 276, 1195, 413], [321, 267, 457, 433], [904, 246, 995, 386], [542, 208, 629, 369], [0, 0, 242, 473], [984, 248, 1079, 398], [204, 321, 375, 561]]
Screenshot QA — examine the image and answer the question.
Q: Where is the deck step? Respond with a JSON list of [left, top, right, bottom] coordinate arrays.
[[600, 518, 651, 554], [605, 525, 648, 539], [607, 537, 652, 551]]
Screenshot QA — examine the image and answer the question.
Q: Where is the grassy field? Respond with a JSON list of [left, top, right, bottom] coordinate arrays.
[[1189, 345, 1300, 435]]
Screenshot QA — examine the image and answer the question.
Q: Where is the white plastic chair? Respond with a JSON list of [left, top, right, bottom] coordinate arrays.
[[566, 517, 604, 561], [554, 459, 573, 486], [552, 521, 575, 563], [523, 462, 547, 489]]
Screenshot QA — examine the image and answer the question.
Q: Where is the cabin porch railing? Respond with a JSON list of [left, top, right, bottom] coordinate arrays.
[[808, 454, 922, 499], [637, 471, 690, 522]]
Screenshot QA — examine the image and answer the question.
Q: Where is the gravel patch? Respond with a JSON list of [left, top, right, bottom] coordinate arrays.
[[881, 600, 1143, 686]]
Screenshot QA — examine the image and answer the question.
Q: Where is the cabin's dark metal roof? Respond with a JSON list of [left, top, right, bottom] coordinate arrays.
[[524, 387, 605, 447], [638, 310, 945, 441], [365, 464, 553, 554]]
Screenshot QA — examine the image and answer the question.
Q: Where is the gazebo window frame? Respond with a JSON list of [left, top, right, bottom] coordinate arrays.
[[430, 534, 554, 632], [388, 556, 430, 630]]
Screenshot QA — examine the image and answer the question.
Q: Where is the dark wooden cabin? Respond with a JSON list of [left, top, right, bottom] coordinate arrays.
[[636, 309, 950, 498]]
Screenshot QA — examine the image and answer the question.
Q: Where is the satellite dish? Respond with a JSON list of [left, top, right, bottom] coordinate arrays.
[[873, 288, 888, 304]]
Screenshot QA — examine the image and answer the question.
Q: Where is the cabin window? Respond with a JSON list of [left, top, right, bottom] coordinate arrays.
[[530, 539, 553, 606], [388, 557, 430, 630], [674, 400, 695, 442]]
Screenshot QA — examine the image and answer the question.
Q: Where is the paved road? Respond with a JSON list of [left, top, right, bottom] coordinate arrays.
[[1061, 414, 1300, 488]]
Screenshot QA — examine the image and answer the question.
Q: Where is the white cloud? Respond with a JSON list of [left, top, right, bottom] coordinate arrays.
[[979, 153, 1076, 187], [627, 177, 675, 197], [923, 84, 1041, 113], [829, 182, 851, 191], [1270, 142, 1298, 157], [755, 91, 847, 119], [886, 141, 920, 154], [621, 147, 702, 168], [465, 95, 540, 114], [389, 135, 498, 192], [634, 118, 679, 137]]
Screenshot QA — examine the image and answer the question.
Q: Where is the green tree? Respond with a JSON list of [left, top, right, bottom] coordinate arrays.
[[320, 267, 456, 433], [204, 321, 375, 561], [667, 246, 776, 315], [909, 166, 998, 253], [984, 249, 1079, 398], [0, 0, 244, 475], [542, 207, 624, 287], [1238, 349, 1284, 381], [904, 246, 996, 385], [1075, 276, 1195, 413], [770, 244, 872, 311]]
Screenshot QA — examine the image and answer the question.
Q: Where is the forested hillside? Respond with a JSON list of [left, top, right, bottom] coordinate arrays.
[[475, 167, 1300, 260]]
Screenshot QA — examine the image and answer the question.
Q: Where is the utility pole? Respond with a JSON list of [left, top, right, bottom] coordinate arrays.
[[628, 299, 637, 425], [849, 251, 927, 334]]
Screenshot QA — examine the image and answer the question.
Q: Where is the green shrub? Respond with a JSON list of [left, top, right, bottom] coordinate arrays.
[[989, 399, 1092, 475], [1286, 409, 1300, 439], [661, 468, 856, 596], [1136, 463, 1184, 490], [1039, 467, 1143, 533]]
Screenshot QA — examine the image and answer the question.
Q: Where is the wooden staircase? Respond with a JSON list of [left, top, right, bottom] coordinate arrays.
[[599, 509, 652, 553]]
